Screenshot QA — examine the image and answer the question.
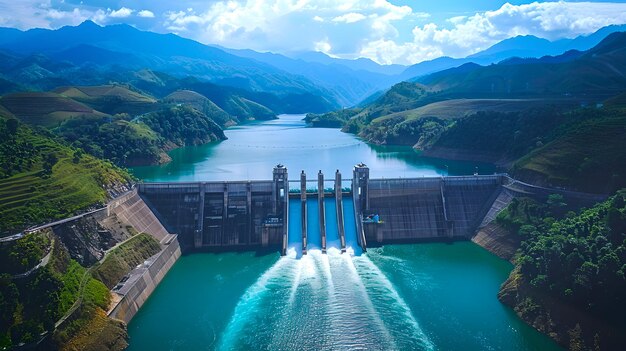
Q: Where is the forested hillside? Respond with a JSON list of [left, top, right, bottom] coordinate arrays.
[[497, 192, 626, 350], [0, 116, 132, 235]]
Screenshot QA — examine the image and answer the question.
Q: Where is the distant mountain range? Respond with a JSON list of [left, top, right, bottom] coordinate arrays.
[[343, 30, 626, 145], [398, 24, 626, 81], [0, 21, 625, 111]]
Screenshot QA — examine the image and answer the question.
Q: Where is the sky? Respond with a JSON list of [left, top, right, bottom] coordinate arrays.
[[1, 1, 626, 65]]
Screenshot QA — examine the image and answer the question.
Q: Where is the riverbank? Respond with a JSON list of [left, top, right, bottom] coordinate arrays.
[[472, 197, 626, 351]]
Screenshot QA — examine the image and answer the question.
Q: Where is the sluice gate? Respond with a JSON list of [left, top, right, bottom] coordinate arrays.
[[137, 164, 599, 255]]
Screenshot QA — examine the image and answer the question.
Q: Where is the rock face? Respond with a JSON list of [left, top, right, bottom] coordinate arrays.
[[50, 211, 135, 266]]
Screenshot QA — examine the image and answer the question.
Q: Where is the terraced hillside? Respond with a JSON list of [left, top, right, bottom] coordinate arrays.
[[0, 92, 106, 128], [0, 116, 132, 235], [53, 85, 157, 115]]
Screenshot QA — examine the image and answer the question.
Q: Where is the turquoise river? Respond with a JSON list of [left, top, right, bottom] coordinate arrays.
[[127, 115, 561, 350]]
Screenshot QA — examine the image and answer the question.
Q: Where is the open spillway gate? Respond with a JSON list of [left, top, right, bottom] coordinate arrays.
[[137, 164, 602, 255]]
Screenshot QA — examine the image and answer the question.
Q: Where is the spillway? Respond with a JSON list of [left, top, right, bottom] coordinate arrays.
[[324, 198, 340, 249], [343, 197, 362, 256], [306, 198, 321, 250], [288, 198, 303, 257]]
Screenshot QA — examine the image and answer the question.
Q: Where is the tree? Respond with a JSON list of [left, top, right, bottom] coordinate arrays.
[[6, 119, 18, 135], [42, 153, 58, 177]]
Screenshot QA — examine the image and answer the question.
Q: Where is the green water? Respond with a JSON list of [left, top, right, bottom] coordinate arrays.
[[130, 114, 495, 182], [127, 115, 560, 350], [127, 244, 560, 350]]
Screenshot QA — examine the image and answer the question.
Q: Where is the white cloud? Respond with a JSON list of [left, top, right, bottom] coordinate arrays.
[[332, 12, 366, 24], [162, 0, 413, 55], [314, 39, 332, 53], [109, 7, 134, 18], [138, 10, 155, 18], [361, 1, 626, 64]]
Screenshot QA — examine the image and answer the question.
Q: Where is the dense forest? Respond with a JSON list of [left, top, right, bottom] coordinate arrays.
[[497, 192, 626, 349], [55, 106, 227, 167]]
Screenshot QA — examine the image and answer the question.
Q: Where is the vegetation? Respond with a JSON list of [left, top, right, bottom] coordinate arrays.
[[0, 116, 132, 235], [0, 92, 105, 128], [497, 191, 626, 349], [0, 231, 51, 275], [304, 108, 361, 127], [53, 85, 157, 115], [357, 115, 451, 147], [0, 239, 110, 348], [163, 90, 235, 127], [139, 105, 226, 149], [92, 233, 161, 289], [56, 114, 164, 167], [513, 113, 626, 193]]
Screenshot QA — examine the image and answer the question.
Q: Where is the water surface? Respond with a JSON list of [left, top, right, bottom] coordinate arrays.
[[131, 114, 494, 182], [127, 114, 559, 350], [127, 244, 560, 350]]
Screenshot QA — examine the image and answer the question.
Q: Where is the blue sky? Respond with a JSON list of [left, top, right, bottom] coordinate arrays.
[[2, 1, 626, 64]]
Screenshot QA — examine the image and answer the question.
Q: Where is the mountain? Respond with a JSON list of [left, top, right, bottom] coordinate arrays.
[[417, 31, 626, 97], [0, 21, 338, 111], [285, 51, 406, 75], [221, 47, 401, 106], [399, 24, 626, 81]]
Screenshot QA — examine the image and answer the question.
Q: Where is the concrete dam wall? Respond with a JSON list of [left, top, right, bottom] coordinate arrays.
[[358, 174, 504, 246]]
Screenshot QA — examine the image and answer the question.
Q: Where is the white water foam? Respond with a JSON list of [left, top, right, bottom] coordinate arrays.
[[353, 255, 435, 350]]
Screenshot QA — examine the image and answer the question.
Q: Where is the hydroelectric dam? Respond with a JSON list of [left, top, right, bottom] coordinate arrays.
[[104, 164, 605, 325]]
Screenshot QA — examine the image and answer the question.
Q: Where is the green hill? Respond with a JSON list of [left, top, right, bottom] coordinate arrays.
[[163, 90, 235, 127], [139, 105, 227, 148], [53, 85, 157, 115], [0, 115, 132, 235], [56, 115, 165, 167], [513, 113, 626, 193], [0, 92, 107, 128]]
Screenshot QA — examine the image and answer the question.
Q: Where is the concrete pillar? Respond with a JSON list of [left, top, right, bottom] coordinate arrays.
[[194, 183, 205, 249], [318, 170, 326, 253], [247, 182, 252, 245], [335, 170, 346, 253], [352, 163, 369, 252], [301, 171, 307, 255], [273, 164, 289, 255], [353, 163, 370, 211], [222, 183, 228, 246]]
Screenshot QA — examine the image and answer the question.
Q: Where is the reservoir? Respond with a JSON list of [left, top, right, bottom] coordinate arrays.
[[127, 115, 560, 350]]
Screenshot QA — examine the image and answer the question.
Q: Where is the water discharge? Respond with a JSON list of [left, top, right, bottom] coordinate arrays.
[[218, 248, 434, 351]]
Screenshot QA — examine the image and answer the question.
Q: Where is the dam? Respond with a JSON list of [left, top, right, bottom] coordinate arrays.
[[134, 164, 603, 255], [136, 165, 507, 255], [107, 163, 604, 327]]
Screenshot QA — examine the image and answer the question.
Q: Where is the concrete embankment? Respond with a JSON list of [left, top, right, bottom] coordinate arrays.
[[105, 189, 181, 323], [108, 237, 181, 323]]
